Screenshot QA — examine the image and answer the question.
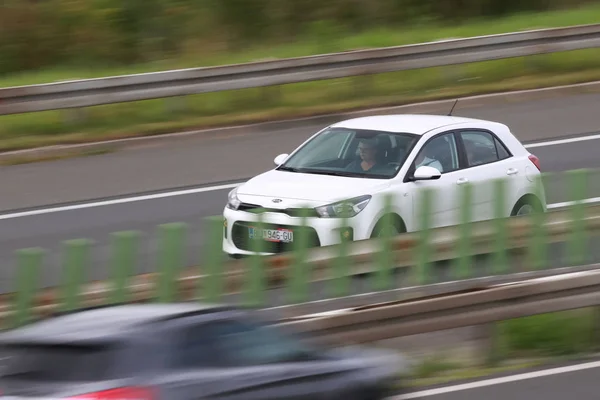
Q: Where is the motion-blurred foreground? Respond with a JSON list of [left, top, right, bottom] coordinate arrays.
[[0, 303, 403, 399]]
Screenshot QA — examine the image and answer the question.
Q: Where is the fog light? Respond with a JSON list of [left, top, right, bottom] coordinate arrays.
[[339, 227, 353, 242]]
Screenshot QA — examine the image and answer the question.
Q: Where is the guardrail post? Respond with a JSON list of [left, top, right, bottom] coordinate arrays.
[[200, 216, 226, 303], [61, 239, 92, 312], [373, 193, 394, 291], [55, 79, 87, 125], [110, 231, 139, 304], [455, 182, 473, 279], [245, 211, 267, 307], [330, 211, 351, 298], [288, 208, 311, 304], [566, 169, 589, 266], [416, 187, 433, 285], [260, 85, 282, 107], [156, 223, 187, 303], [12, 248, 43, 328], [492, 178, 509, 275]]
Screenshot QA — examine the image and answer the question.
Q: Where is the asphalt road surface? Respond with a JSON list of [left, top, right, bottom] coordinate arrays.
[[394, 359, 600, 400], [0, 92, 599, 299]]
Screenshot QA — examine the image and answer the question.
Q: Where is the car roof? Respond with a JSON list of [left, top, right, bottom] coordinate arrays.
[[329, 114, 499, 135], [0, 303, 232, 345]]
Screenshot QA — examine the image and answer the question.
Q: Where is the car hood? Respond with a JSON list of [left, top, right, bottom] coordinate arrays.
[[236, 170, 388, 205]]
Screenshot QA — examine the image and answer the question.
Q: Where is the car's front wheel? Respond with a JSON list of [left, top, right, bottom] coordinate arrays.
[[370, 215, 406, 239]]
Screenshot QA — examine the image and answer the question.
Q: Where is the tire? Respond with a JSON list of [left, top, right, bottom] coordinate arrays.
[[511, 195, 543, 217], [370, 215, 405, 239]]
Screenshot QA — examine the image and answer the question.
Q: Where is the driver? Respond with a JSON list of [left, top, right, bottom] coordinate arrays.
[[346, 138, 384, 173]]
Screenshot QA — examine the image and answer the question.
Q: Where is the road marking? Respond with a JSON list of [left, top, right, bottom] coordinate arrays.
[[0, 183, 240, 221], [0, 132, 599, 221], [547, 197, 600, 209], [392, 360, 600, 399], [524, 132, 600, 149]]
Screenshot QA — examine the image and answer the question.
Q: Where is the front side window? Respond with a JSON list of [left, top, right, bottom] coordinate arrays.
[[278, 128, 418, 179], [204, 318, 315, 367], [413, 133, 459, 173]]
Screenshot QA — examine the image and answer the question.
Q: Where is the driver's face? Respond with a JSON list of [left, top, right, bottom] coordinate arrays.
[[358, 143, 376, 162]]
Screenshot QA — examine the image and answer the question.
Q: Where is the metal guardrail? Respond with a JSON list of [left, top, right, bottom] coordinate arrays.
[[281, 266, 600, 346], [1, 24, 600, 115]]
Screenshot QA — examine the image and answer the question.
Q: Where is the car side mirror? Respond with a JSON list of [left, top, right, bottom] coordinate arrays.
[[413, 165, 441, 180], [274, 153, 289, 166]]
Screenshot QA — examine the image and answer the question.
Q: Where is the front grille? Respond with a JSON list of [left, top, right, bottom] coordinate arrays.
[[232, 221, 321, 253], [238, 203, 320, 218]]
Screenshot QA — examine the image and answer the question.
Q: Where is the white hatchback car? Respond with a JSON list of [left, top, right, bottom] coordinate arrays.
[[222, 114, 546, 257]]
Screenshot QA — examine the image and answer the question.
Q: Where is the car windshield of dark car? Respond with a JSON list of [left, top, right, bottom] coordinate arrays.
[[277, 128, 419, 179]]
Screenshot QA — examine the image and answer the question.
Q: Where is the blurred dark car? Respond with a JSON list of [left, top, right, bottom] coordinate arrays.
[[0, 303, 404, 400]]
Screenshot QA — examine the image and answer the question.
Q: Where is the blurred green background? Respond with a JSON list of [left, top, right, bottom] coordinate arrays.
[[1, 0, 597, 78], [2, 0, 600, 155]]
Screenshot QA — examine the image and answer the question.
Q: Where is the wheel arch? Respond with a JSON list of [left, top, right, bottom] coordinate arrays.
[[369, 212, 407, 238], [511, 193, 544, 216]]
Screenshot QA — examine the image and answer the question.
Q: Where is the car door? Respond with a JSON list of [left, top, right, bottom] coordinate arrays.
[[456, 129, 520, 221], [205, 316, 353, 400], [158, 313, 346, 400], [157, 316, 298, 400], [405, 131, 466, 228]]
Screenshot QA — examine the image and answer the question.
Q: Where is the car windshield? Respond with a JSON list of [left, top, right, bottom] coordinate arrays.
[[277, 127, 419, 179]]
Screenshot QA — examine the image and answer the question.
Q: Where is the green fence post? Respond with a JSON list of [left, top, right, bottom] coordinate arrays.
[[492, 178, 509, 275], [416, 187, 433, 285], [330, 212, 351, 298], [373, 193, 395, 291], [12, 248, 43, 328], [61, 239, 92, 312], [527, 174, 548, 270], [110, 231, 139, 304], [566, 169, 588, 266], [288, 208, 311, 304], [245, 211, 267, 307], [157, 223, 187, 303], [201, 216, 226, 303], [455, 181, 473, 279]]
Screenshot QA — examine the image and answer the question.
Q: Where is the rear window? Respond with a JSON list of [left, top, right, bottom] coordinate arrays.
[[0, 344, 119, 382]]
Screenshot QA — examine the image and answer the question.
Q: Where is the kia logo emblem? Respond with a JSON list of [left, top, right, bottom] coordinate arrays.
[[272, 199, 282, 203]]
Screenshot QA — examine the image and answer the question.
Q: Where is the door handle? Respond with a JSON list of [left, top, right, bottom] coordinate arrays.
[[506, 168, 519, 175], [456, 177, 469, 185]]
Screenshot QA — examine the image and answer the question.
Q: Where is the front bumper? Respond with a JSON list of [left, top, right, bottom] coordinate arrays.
[[222, 206, 362, 256]]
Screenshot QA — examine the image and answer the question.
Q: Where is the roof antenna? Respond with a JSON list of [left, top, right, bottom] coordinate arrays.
[[447, 99, 459, 116]]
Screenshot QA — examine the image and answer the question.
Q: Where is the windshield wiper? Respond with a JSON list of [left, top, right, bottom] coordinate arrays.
[[277, 166, 302, 173], [278, 167, 361, 178], [300, 170, 358, 177]]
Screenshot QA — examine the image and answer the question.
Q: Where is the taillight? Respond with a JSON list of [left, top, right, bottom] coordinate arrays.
[[68, 386, 154, 400], [528, 154, 541, 171]]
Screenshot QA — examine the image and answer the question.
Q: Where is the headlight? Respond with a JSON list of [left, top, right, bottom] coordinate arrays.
[[315, 195, 372, 218], [226, 187, 241, 210]]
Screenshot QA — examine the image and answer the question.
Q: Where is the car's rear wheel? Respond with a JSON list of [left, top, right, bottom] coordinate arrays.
[[511, 195, 543, 217]]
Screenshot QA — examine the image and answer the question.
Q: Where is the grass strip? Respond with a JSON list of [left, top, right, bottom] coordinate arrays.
[[401, 307, 600, 388]]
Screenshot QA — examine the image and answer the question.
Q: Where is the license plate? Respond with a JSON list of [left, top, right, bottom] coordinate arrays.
[[248, 227, 294, 243]]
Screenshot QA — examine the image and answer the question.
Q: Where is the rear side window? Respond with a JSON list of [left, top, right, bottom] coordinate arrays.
[[0, 344, 120, 382], [494, 137, 511, 160], [460, 130, 511, 167]]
